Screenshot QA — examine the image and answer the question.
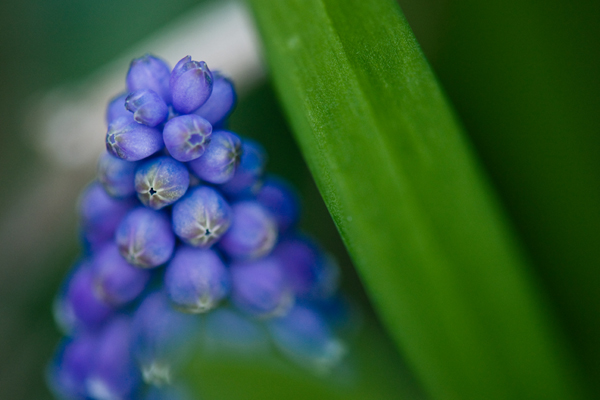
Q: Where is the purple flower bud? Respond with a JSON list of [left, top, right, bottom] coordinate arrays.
[[106, 93, 130, 126], [165, 246, 230, 313], [230, 257, 293, 318], [203, 308, 269, 354], [125, 89, 168, 127], [268, 304, 345, 373], [106, 115, 164, 161], [66, 262, 114, 331], [78, 182, 136, 251], [172, 186, 232, 248], [273, 236, 339, 300], [257, 175, 300, 234], [127, 54, 171, 104], [163, 114, 212, 162], [220, 201, 278, 260], [92, 243, 151, 306], [134, 156, 190, 209], [132, 292, 200, 385], [47, 334, 97, 399], [97, 152, 137, 198], [188, 130, 241, 184], [219, 139, 267, 198], [193, 73, 236, 125], [116, 207, 176, 268], [170, 56, 213, 114], [87, 316, 141, 400]]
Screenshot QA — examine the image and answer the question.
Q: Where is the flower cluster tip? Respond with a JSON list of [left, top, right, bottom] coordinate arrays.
[[48, 53, 353, 400]]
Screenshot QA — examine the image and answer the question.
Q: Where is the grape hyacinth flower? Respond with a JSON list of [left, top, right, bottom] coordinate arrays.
[[106, 114, 164, 161], [188, 130, 242, 184], [170, 55, 213, 114], [78, 182, 135, 251], [127, 54, 172, 104], [65, 262, 114, 332], [219, 138, 267, 198], [165, 246, 230, 313], [135, 156, 190, 209], [268, 304, 346, 375], [132, 292, 199, 386], [92, 243, 151, 306], [47, 334, 97, 399], [116, 207, 175, 268], [272, 236, 339, 300], [220, 201, 278, 260], [230, 257, 293, 318], [193, 73, 236, 126], [49, 53, 355, 399], [86, 317, 142, 400], [163, 114, 212, 162], [106, 93, 130, 125], [257, 175, 300, 234], [125, 89, 169, 127], [172, 186, 232, 247], [97, 152, 138, 198]]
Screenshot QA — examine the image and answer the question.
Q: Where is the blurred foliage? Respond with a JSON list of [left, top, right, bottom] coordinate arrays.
[[431, 1, 600, 392], [0, 0, 599, 399], [247, 0, 588, 399]]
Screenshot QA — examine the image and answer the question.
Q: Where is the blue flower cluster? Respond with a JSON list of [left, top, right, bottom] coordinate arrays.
[[48, 54, 350, 400]]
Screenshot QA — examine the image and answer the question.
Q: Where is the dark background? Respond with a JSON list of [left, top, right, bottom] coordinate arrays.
[[1, 0, 599, 398]]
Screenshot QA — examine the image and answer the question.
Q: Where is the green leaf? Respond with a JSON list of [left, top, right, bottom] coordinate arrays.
[[433, 0, 600, 390], [246, 0, 587, 399]]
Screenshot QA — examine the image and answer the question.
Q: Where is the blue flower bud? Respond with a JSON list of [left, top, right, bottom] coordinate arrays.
[[134, 156, 190, 209], [125, 89, 169, 127], [132, 292, 200, 386], [257, 175, 300, 234], [116, 207, 175, 268], [165, 246, 230, 313], [230, 257, 293, 318], [268, 304, 345, 373], [47, 334, 96, 399], [127, 54, 171, 104], [273, 236, 340, 300], [163, 114, 212, 162], [219, 139, 267, 198], [106, 115, 164, 162], [106, 92, 130, 126], [92, 243, 151, 306], [66, 262, 114, 331], [78, 182, 136, 251], [188, 130, 241, 184], [170, 56, 213, 114], [172, 186, 232, 248], [220, 201, 278, 260], [203, 308, 269, 354], [86, 316, 141, 400], [97, 152, 137, 198], [193, 73, 236, 125]]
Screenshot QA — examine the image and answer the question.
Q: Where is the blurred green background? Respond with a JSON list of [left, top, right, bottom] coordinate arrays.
[[1, 0, 599, 398]]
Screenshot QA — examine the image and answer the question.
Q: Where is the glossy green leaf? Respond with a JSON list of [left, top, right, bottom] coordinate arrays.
[[246, 0, 587, 399]]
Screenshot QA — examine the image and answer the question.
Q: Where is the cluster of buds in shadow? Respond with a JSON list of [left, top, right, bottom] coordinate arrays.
[[47, 54, 354, 400]]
